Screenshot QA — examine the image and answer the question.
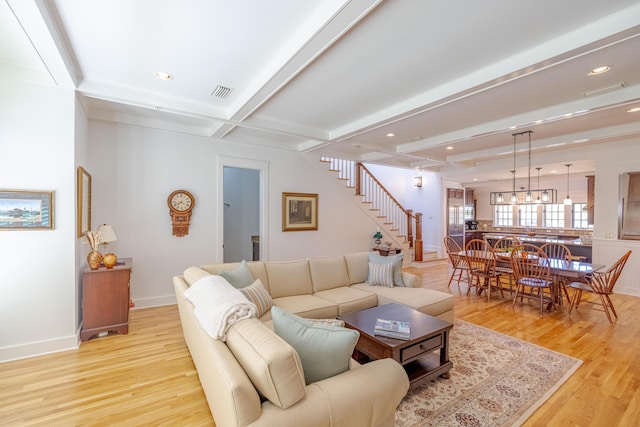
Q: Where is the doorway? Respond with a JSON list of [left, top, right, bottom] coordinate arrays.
[[217, 156, 269, 263], [223, 167, 259, 262]]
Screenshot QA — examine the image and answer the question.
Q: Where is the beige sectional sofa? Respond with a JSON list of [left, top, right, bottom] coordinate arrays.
[[173, 252, 454, 427]]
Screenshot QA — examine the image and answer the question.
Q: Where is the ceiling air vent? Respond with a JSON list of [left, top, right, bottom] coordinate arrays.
[[210, 85, 232, 99], [582, 82, 626, 97]]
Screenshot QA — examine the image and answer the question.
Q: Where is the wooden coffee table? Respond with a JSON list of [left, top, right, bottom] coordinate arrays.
[[338, 303, 453, 385]]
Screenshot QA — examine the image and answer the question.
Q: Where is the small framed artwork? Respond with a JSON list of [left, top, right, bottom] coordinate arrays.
[[0, 190, 55, 230], [77, 166, 92, 238], [282, 192, 318, 231]]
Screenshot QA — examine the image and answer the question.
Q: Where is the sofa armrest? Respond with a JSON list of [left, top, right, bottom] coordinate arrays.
[[256, 358, 408, 427], [315, 358, 409, 426], [402, 271, 419, 288]]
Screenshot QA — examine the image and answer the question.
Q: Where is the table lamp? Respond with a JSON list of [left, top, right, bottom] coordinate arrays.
[[97, 224, 118, 268]]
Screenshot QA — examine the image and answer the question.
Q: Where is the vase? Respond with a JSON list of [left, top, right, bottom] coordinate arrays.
[[103, 253, 118, 269], [87, 250, 103, 270]]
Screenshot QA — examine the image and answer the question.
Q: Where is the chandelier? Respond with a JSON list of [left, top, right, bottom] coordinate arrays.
[[490, 131, 557, 205]]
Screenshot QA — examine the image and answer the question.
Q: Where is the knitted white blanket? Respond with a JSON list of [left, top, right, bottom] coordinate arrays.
[[184, 275, 257, 341]]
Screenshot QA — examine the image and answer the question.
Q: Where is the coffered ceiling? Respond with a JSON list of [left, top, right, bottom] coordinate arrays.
[[3, 0, 640, 184]]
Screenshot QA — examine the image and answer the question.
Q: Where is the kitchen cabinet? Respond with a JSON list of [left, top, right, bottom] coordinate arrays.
[[465, 189, 474, 206]]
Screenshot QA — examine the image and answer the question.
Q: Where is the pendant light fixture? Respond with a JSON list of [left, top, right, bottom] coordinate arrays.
[[563, 164, 573, 205], [535, 167, 542, 204], [510, 133, 517, 203]]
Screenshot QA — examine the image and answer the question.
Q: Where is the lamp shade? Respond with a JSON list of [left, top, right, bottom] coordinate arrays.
[[97, 224, 118, 243]]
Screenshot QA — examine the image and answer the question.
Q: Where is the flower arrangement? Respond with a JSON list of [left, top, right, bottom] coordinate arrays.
[[85, 230, 102, 252]]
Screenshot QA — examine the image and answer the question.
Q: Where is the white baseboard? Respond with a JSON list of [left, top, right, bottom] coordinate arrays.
[[0, 331, 80, 363], [131, 294, 177, 309]]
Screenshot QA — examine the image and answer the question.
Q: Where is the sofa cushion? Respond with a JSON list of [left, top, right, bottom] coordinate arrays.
[[265, 259, 313, 298], [309, 256, 350, 292], [352, 284, 454, 320], [183, 266, 211, 286], [226, 318, 306, 409], [344, 252, 369, 285], [271, 306, 359, 385], [239, 279, 273, 317], [368, 252, 405, 287], [219, 259, 254, 288], [366, 262, 394, 287], [313, 287, 378, 315], [271, 294, 338, 319]]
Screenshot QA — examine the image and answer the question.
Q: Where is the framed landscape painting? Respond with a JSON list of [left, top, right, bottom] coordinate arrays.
[[282, 192, 318, 231], [0, 190, 55, 230]]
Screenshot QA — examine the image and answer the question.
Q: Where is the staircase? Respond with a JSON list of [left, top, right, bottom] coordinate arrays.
[[319, 157, 425, 262]]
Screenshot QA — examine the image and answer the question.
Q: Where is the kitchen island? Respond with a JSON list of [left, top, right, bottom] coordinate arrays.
[[482, 232, 592, 262]]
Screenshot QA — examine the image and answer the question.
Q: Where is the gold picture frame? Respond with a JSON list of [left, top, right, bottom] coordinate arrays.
[[282, 192, 318, 231], [77, 166, 92, 238], [0, 190, 55, 230]]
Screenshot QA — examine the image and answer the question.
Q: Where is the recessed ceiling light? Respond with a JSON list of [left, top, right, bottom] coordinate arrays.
[[154, 71, 173, 80], [446, 146, 454, 150], [386, 133, 396, 137], [628, 107, 640, 113], [472, 178, 478, 181], [588, 66, 611, 76]]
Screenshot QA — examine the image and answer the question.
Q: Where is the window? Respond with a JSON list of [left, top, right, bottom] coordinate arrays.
[[573, 203, 589, 229], [495, 205, 513, 226], [544, 204, 564, 228], [519, 205, 537, 227]]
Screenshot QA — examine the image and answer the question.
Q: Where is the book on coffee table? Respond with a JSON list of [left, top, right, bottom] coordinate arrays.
[[374, 318, 411, 340]]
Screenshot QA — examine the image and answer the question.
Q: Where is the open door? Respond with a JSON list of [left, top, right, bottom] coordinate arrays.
[[223, 167, 260, 262], [217, 156, 269, 263]]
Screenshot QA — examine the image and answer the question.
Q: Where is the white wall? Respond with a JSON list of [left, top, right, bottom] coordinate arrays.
[[0, 78, 80, 361], [87, 120, 382, 308], [590, 138, 640, 296]]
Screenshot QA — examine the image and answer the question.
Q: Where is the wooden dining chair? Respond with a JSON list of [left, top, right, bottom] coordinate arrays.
[[568, 250, 632, 324], [510, 244, 554, 315], [493, 236, 521, 294], [465, 239, 503, 301], [540, 242, 573, 305], [443, 236, 470, 291]]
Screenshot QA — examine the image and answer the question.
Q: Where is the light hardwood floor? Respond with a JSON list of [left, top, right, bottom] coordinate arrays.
[[1, 262, 639, 426]]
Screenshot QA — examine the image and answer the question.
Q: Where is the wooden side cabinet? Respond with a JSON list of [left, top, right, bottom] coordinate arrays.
[[81, 258, 132, 342]]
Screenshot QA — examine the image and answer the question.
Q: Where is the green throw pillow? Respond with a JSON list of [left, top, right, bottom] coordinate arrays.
[[219, 260, 254, 288], [368, 252, 405, 286], [271, 306, 359, 384]]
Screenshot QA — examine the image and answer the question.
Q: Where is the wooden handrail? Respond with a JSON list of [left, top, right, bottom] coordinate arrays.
[[321, 157, 423, 261], [357, 163, 408, 215], [356, 162, 422, 260]]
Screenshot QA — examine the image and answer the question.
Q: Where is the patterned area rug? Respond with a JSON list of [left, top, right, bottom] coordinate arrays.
[[395, 320, 582, 427]]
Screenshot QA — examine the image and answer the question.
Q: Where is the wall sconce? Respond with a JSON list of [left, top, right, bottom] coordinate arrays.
[[414, 176, 422, 187]]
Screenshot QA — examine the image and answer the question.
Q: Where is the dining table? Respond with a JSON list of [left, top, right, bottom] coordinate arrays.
[[459, 249, 605, 309]]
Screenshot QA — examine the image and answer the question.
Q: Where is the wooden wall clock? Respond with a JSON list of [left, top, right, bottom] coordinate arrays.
[[167, 189, 195, 237]]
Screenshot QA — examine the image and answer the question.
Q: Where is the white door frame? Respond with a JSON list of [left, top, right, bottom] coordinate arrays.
[[217, 155, 269, 263]]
